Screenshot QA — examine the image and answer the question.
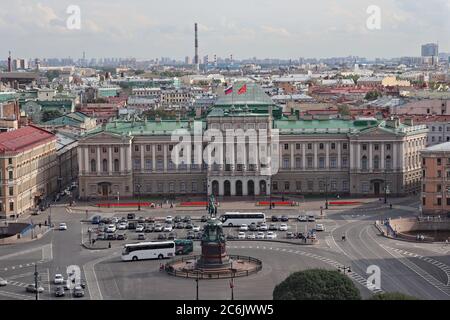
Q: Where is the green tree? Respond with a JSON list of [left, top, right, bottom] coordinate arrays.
[[365, 90, 382, 101], [370, 292, 419, 300], [273, 269, 361, 300]]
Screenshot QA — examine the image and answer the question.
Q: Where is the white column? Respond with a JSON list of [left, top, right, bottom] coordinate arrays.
[[108, 147, 113, 174], [97, 147, 101, 175], [393, 143, 398, 170], [243, 179, 248, 196], [314, 143, 318, 169], [140, 145, 144, 172], [255, 180, 260, 195], [325, 143, 330, 169], [399, 142, 405, 170], [163, 144, 168, 173], [231, 180, 236, 196], [381, 143, 385, 170], [120, 147, 125, 172], [127, 145, 132, 172], [84, 147, 89, 173], [219, 179, 224, 196], [369, 143, 373, 171], [357, 144, 361, 169], [77, 147, 83, 173], [337, 142, 341, 169], [290, 144, 294, 171], [152, 145, 156, 171], [302, 143, 306, 169]]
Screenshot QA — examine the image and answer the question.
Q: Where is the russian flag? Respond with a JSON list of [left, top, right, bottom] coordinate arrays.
[[225, 86, 233, 95]]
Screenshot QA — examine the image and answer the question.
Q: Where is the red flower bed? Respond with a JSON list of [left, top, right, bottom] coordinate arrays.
[[179, 202, 208, 207], [328, 201, 362, 206], [256, 201, 296, 206], [97, 202, 154, 208]]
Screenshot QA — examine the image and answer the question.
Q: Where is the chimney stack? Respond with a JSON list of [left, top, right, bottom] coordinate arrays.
[[194, 23, 199, 73], [7, 51, 12, 72]]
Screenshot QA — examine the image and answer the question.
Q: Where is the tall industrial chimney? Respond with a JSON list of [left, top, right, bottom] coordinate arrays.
[[7, 51, 11, 72], [194, 23, 199, 72]]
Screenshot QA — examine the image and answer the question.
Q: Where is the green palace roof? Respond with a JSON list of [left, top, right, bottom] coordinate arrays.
[[214, 82, 275, 107]]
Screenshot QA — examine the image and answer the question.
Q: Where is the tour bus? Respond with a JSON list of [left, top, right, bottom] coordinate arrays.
[[219, 212, 266, 227], [174, 239, 194, 255], [121, 241, 175, 261]]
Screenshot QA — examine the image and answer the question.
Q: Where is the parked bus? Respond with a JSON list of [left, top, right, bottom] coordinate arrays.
[[174, 239, 194, 255], [121, 241, 175, 261], [219, 212, 266, 227]]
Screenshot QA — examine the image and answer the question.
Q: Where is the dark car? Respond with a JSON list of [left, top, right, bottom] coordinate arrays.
[[55, 286, 65, 297], [249, 223, 258, 231], [73, 286, 85, 298], [127, 213, 136, 220], [106, 233, 117, 240], [175, 222, 185, 229], [201, 215, 208, 223], [128, 222, 137, 230], [26, 284, 44, 293], [117, 233, 127, 240], [137, 217, 145, 224], [158, 233, 168, 240], [195, 232, 203, 240], [271, 215, 281, 222], [185, 223, 194, 229], [286, 232, 295, 239], [280, 215, 289, 222], [91, 216, 102, 224], [168, 232, 177, 240], [144, 224, 154, 233], [183, 216, 192, 223], [186, 231, 195, 240], [226, 234, 237, 240], [174, 216, 182, 223], [119, 217, 128, 223], [145, 217, 155, 223]]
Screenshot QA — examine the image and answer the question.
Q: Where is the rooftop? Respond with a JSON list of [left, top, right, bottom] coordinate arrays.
[[214, 82, 275, 107], [0, 125, 55, 153], [422, 142, 450, 153]]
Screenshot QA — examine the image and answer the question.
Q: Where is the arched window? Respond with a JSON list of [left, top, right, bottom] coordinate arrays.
[[386, 156, 392, 170], [373, 156, 380, 170], [361, 156, 368, 170], [114, 159, 120, 172], [90, 159, 96, 173], [102, 159, 108, 172]]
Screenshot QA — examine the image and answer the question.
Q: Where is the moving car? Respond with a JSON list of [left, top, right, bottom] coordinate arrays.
[[106, 224, 117, 233], [266, 232, 277, 240], [91, 216, 102, 224], [55, 286, 65, 297], [26, 284, 44, 293], [279, 224, 288, 231], [315, 224, 325, 231], [256, 232, 265, 240], [135, 224, 145, 232], [73, 286, 85, 298], [168, 232, 177, 240], [247, 233, 256, 240], [297, 215, 308, 222], [163, 225, 173, 232], [240, 224, 249, 231], [137, 233, 146, 241], [308, 215, 316, 222], [59, 223, 67, 231], [54, 274, 64, 285], [0, 277, 7, 286], [238, 232, 246, 240], [259, 224, 268, 231]]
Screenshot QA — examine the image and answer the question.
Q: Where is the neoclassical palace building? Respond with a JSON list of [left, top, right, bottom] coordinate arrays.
[[77, 83, 428, 200]]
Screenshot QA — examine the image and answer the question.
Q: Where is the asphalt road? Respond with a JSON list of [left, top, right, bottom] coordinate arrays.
[[1, 197, 450, 300]]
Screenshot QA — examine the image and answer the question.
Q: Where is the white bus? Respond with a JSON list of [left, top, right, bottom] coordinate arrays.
[[219, 212, 266, 227], [121, 241, 176, 262]]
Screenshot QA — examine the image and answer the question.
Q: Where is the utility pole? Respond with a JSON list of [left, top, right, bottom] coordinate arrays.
[[325, 177, 329, 210], [195, 272, 199, 300], [137, 184, 142, 211], [230, 274, 235, 300], [34, 264, 39, 301]]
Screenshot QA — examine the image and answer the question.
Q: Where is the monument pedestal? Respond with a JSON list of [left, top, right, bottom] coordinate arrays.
[[197, 241, 231, 269]]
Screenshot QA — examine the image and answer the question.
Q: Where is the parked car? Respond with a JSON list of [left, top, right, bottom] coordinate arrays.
[[195, 232, 203, 240], [259, 224, 268, 231], [73, 286, 85, 298], [271, 215, 281, 222], [226, 234, 237, 240], [256, 232, 265, 240], [128, 222, 137, 230], [269, 223, 278, 231], [308, 233, 317, 240], [117, 222, 128, 230], [59, 223, 67, 231], [201, 215, 208, 222], [185, 223, 194, 230], [165, 216, 174, 224], [279, 224, 288, 231], [174, 216, 182, 223], [117, 233, 127, 241], [297, 215, 308, 222], [308, 215, 316, 222], [55, 286, 65, 297], [111, 217, 119, 224], [176, 222, 185, 229], [164, 225, 173, 232], [0, 277, 7, 286], [266, 232, 277, 240], [247, 233, 256, 240], [280, 215, 289, 222], [315, 224, 325, 231], [168, 232, 177, 240], [144, 224, 154, 233], [145, 217, 155, 223], [186, 231, 195, 240], [127, 213, 136, 220], [192, 225, 201, 232], [154, 224, 164, 232], [135, 224, 145, 232], [26, 284, 44, 293], [238, 232, 246, 240], [137, 233, 146, 241], [249, 223, 258, 231], [137, 217, 146, 224], [183, 216, 192, 223], [91, 216, 102, 224], [106, 233, 117, 240], [286, 232, 295, 239], [54, 274, 64, 285], [106, 224, 116, 233], [240, 224, 249, 231], [158, 233, 168, 241]]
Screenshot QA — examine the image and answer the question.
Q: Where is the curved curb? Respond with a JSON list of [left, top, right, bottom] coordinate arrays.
[[81, 242, 110, 250]]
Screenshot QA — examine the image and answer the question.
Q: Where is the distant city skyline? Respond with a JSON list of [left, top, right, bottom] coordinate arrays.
[[0, 0, 448, 60]]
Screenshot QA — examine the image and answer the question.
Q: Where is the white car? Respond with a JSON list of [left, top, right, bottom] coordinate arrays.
[[111, 217, 119, 224], [259, 224, 268, 231], [238, 232, 246, 240], [256, 232, 265, 240], [0, 277, 7, 286], [315, 224, 325, 231], [193, 225, 201, 232], [154, 224, 164, 232], [135, 224, 145, 232], [59, 223, 67, 231], [266, 232, 277, 239], [165, 216, 174, 224], [240, 224, 249, 231], [297, 215, 308, 222], [106, 224, 116, 233], [247, 233, 256, 240], [163, 225, 173, 232], [117, 222, 128, 230], [54, 274, 64, 285], [279, 224, 288, 231]]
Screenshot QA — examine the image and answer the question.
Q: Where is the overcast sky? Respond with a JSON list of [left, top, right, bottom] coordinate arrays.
[[1, 0, 449, 60]]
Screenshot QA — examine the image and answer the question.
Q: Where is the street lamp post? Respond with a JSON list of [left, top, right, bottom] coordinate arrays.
[[230, 273, 235, 300], [195, 272, 200, 300], [34, 264, 39, 301], [137, 184, 142, 211], [325, 177, 329, 210]]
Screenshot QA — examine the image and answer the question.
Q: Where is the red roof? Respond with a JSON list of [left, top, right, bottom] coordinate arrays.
[[0, 125, 56, 154]]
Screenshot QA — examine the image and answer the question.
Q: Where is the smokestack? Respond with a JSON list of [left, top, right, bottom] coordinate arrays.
[[7, 51, 11, 72], [214, 54, 217, 67], [194, 23, 199, 72], [230, 54, 233, 66]]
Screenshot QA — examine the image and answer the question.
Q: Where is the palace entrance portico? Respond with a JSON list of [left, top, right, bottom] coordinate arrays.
[[208, 176, 271, 197]]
